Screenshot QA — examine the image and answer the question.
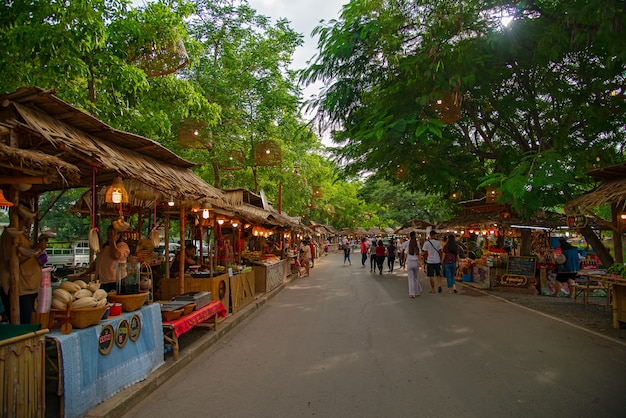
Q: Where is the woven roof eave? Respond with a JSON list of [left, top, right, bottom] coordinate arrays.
[[565, 180, 626, 212], [4, 87, 195, 169], [0, 141, 80, 184]]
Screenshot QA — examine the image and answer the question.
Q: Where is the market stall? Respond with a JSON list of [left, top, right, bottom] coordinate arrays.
[[45, 304, 163, 418]]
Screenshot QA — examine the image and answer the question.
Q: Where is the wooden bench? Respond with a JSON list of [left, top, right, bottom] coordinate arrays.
[[573, 278, 611, 310], [162, 300, 227, 360]]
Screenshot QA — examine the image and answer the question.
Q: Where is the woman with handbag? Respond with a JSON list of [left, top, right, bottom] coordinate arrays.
[[553, 237, 580, 297]]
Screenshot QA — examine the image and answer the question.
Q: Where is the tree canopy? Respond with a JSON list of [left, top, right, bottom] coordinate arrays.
[[302, 0, 626, 218]]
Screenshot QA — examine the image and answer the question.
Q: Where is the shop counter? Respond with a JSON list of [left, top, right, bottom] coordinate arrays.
[[252, 259, 287, 293], [229, 270, 255, 314], [160, 273, 230, 309], [45, 304, 163, 418]]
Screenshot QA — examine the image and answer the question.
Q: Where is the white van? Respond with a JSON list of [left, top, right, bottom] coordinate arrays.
[[73, 240, 91, 266], [46, 240, 91, 267]]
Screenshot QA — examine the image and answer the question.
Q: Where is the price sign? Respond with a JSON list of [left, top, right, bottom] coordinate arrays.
[[116, 319, 129, 348]]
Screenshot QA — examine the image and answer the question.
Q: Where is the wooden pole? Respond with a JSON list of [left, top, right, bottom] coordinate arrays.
[[178, 206, 185, 295]]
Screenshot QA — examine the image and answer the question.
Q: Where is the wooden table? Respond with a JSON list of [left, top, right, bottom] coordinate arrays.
[[162, 300, 227, 360], [573, 272, 611, 310]]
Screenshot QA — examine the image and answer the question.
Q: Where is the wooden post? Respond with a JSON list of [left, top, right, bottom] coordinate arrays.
[[612, 203, 623, 264], [178, 206, 185, 295], [7, 189, 20, 324]]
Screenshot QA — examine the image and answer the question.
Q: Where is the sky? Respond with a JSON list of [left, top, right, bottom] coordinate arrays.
[[132, 0, 347, 142], [249, 0, 346, 144]]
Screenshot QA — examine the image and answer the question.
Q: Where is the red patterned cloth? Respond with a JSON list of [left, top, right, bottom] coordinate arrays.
[[163, 300, 227, 337]]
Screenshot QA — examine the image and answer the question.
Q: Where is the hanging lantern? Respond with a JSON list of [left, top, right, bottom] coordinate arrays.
[[312, 186, 323, 199], [425, 90, 462, 124], [222, 149, 246, 171], [177, 119, 213, 150], [131, 32, 189, 77], [0, 189, 13, 207], [105, 177, 129, 204], [201, 202, 212, 219], [254, 140, 282, 166]]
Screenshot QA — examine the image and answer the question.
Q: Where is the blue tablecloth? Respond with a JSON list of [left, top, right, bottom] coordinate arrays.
[[47, 303, 164, 418]]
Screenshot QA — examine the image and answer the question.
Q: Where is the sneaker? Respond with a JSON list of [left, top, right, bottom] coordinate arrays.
[[438, 287, 442, 293]]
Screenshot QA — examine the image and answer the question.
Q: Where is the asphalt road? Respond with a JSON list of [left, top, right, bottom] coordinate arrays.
[[122, 253, 626, 418]]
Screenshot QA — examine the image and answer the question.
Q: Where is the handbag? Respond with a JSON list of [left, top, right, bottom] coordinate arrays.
[[555, 253, 566, 264]]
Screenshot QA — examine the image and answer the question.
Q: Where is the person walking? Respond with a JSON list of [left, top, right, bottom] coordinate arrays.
[[375, 239, 386, 275], [406, 231, 422, 298], [398, 238, 406, 269], [386, 239, 397, 272], [442, 234, 459, 293], [343, 241, 352, 266], [360, 237, 368, 268], [301, 239, 312, 276], [369, 238, 377, 272], [423, 230, 443, 293], [553, 237, 580, 297]]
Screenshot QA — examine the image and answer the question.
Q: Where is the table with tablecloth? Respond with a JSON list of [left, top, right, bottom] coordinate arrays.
[[162, 300, 227, 360], [46, 303, 163, 418]]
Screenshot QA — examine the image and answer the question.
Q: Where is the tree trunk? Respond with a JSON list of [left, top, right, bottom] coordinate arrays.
[[520, 229, 531, 256], [579, 225, 614, 268]]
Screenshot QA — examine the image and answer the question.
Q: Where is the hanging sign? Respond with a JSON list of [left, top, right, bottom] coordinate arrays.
[[566, 214, 587, 229]]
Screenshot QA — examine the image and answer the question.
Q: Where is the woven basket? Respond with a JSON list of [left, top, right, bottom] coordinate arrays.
[[254, 140, 282, 166], [177, 119, 213, 150], [132, 36, 189, 77], [108, 292, 149, 312], [182, 303, 195, 316], [62, 304, 109, 329], [222, 149, 245, 170], [426, 90, 462, 124], [161, 308, 183, 322]]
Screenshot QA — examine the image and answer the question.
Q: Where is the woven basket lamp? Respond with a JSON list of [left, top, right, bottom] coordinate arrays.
[[254, 140, 282, 167], [222, 149, 246, 170], [395, 165, 407, 180], [427, 91, 462, 124], [133, 36, 189, 77], [178, 120, 213, 150], [312, 186, 323, 199]]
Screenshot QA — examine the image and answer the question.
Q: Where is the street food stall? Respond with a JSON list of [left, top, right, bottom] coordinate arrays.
[[565, 162, 626, 328], [0, 86, 231, 414]]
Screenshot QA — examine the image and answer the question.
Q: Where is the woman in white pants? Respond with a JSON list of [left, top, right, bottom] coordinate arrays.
[[406, 231, 422, 298]]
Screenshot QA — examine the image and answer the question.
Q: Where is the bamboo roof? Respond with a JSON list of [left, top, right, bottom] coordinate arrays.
[[0, 87, 226, 206]]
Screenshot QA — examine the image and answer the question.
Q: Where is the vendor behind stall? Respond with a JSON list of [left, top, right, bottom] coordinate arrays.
[[81, 225, 130, 292], [171, 243, 197, 275]]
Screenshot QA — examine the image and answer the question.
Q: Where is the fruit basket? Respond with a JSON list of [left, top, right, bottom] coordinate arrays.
[[50, 303, 110, 334], [107, 292, 149, 312]]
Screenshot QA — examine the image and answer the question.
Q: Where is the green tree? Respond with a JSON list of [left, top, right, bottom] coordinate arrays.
[[183, 0, 309, 192], [302, 0, 626, 218]]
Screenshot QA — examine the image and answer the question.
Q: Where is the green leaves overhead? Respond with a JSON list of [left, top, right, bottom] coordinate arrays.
[[303, 0, 626, 217]]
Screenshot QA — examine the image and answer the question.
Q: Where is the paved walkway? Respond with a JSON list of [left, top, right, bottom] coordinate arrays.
[[86, 253, 625, 417]]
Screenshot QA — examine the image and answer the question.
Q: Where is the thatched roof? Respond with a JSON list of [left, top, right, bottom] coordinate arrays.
[[566, 163, 626, 212], [0, 140, 80, 184], [0, 87, 226, 206], [395, 219, 435, 235]]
